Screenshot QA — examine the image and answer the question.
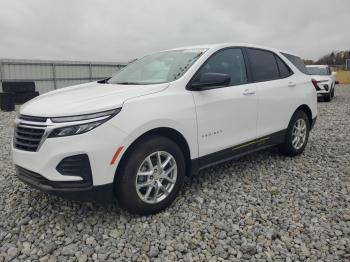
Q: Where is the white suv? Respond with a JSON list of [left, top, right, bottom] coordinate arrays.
[[12, 43, 317, 214], [306, 65, 336, 102]]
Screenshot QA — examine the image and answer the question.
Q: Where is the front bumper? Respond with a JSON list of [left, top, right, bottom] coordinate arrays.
[[16, 165, 114, 203], [12, 121, 128, 186], [12, 118, 130, 203], [311, 116, 317, 129]]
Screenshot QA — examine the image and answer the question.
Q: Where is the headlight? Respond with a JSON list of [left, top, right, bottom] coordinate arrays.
[[51, 108, 120, 123], [48, 108, 121, 138], [48, 121, 103, 137]]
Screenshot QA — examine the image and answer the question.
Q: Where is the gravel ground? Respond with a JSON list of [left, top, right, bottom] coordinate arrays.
[[1, 86, 350, 262]]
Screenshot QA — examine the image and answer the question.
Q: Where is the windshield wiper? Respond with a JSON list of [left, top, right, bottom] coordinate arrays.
[[115, 82, 142, 85], [97, 77, 111, 84]]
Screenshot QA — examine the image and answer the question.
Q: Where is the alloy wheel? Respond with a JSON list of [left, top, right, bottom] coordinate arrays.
[[292, 118, 307, 150], [135, 151, 177, 204]]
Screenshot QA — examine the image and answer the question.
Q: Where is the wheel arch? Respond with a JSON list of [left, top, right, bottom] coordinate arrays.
[[295, 104, 313, 128], [114, 127, 193, 186]]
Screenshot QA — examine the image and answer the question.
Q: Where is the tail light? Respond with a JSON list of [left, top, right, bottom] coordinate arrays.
[[311, 79, 320, 91]]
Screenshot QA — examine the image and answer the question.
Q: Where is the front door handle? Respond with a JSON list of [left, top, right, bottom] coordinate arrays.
[[288, 82, 296, 87], [243, 89, 256, 95]]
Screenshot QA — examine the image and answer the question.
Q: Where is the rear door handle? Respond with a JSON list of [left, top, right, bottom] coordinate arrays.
[[243, 88, 256, 95], [288, 82, 296, 87]]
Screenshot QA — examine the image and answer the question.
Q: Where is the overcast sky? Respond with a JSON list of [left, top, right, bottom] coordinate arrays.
[[0, 0, 349, 62]]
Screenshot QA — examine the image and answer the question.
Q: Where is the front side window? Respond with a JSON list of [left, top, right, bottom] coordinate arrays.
[[193, 48, 247, 86], [246, 48, 279, 82], [307, 67, 329, 76], [108, 49, 206, 85]]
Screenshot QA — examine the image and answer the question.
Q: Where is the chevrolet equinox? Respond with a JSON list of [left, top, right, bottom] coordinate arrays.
[[12, 43, 317, 214]]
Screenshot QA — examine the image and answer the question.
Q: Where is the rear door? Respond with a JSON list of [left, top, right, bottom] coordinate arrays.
[[190, 48, 258, 159], [245, 48, 296, 138]]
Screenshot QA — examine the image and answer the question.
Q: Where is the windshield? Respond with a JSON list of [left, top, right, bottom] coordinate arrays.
[[108, 49, 206, 85], [307, 67, 329, 76]]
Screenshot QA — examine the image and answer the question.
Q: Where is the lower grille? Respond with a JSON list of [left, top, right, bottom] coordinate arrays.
[[56, 154, 93, 185], [14, 125, 45, 152]]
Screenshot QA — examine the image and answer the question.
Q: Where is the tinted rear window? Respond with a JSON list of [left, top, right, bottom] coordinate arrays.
[[282, 53, 308, 74], [307, 67, 329, 76], [246, 48, 279, 82]]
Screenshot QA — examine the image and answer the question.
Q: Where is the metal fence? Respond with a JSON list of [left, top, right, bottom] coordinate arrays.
[[0, 59, 127, 94]]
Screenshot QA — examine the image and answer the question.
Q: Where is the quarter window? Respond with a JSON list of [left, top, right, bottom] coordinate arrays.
[[194, 48, 247, 86], [275, 55, 293, 78], [246, 48, 280, 82]]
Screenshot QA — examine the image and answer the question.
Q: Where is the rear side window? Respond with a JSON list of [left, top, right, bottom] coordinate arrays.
[[195, 48, 247, 86], [275, 55, 293, 78], [282, 53, 308, 74], [246, 48, 279, 82]]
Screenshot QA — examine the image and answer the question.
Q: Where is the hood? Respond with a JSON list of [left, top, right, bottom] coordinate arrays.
[[309, 75, 332, 82], [20, 82, 168, 117]]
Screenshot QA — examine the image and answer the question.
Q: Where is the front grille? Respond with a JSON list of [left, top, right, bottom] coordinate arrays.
[[19, 114, 47, 122], [14, 114, 48, 152], [14, 125, 45, 152]]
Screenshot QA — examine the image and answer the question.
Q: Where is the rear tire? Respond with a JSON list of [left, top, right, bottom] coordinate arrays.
[[115, 136, 185, 215], [279, 110, 310, 157]]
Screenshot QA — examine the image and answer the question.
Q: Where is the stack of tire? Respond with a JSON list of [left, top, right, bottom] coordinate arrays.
[[0, 82, 39, 112]]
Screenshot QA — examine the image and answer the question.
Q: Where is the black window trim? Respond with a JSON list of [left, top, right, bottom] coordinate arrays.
[[186, 47, 249, 91], [243, 47, 294, 84]]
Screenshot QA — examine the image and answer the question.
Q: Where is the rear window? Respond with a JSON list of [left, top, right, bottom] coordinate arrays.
[[282, 53, 308, 74], [246, 48, 279, 82], [307, 67, 330, 76]]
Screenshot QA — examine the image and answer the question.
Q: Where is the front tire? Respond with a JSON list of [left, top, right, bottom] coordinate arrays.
[[115, 136, 185, 215], [324, 91, 332, 102], [279, 111, 310, 157]]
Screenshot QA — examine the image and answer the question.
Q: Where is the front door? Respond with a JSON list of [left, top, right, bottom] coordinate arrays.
[[190, 48, 258, 163]]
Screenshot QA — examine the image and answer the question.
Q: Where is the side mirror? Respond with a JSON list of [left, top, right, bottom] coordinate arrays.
[[189, 73, 231, 91], [332, 71, 337, 76]]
